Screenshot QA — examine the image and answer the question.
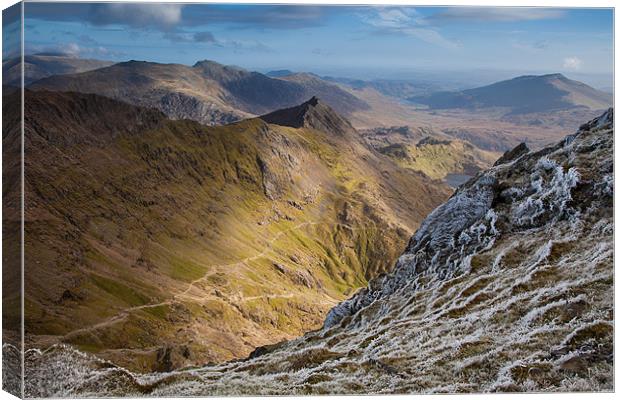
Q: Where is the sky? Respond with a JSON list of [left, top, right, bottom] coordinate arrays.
[[8, 3, 615, 87]]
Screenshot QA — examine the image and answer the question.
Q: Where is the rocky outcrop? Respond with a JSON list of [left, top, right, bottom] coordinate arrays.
[[157, 91, 240, 125], [494, 142, 529, 166], [325, 108, 613, 328], [260, 96, 356, 136]]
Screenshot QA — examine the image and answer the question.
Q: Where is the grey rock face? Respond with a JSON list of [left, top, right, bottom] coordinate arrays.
[[325, 108, 613, 329]]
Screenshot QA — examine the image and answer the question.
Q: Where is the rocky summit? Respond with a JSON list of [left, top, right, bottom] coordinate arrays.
[[22, 109, 613, 396], [260, 96, 356, 136]]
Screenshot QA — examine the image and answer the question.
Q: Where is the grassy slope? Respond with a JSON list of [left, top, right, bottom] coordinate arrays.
[[21, 91, 449, 372], [378, 139, 500, 181]]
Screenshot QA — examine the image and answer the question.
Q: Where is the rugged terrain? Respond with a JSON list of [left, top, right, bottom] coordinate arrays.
[[22, 109, 613, 396], [349, 74, 609, 154], [10, 90, 448, 373], [2, 84, 23, 398], [29, 60, 369, 125]]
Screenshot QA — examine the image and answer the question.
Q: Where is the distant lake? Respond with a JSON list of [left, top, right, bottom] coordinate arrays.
[[444, 173, 472, 188]]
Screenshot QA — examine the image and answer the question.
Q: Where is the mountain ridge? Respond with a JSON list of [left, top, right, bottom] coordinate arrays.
[[29, 59, 370, 125], [2, 53, 114, 86], [409, 73, 612, 115]]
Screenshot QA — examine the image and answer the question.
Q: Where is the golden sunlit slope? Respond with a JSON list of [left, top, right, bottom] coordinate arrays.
[[17, 90, 449, 372]]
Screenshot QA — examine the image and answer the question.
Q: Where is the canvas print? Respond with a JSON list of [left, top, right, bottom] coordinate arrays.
[[1, 2, 614, 397]]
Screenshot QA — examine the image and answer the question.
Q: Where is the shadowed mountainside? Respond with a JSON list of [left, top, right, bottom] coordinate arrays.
[[29, 60, 369, 125], [275, 73, 370, 116], [12, 90, 449, 373]]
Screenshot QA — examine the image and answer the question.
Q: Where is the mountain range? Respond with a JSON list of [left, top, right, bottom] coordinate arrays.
[[12, 90, 449, 372], [23, 54, 611, 155], [29, 59, 369, 125], [323, 76, 446, 99], [1, 48, 614, 396]]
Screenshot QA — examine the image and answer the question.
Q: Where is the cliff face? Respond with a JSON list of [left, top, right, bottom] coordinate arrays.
[[23, 110, 613, 396]]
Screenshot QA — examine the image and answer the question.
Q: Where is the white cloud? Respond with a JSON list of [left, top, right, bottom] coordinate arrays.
[[363, 7, 458, 49], [64, 43, 81, 57], [372, 9, 417, 29], [563, 56, 583, 71]]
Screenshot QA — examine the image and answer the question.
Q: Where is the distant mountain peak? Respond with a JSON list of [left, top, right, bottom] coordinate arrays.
[[193, 59, 245, 72], [516, 73, 566, 80], [543, 72, 566, 79], [3, 53, 113, 86], [119, 60, 152, 66], [260, 96, 355, 135], [512, 72, 568, 80], [192, 59, 222, 68], [266, 69, 295, 78], [410, 72, 611, 114], [306, 95, 320, 106]]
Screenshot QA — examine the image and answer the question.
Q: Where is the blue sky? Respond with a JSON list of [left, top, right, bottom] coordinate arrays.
[[16, 4, 614, 86]]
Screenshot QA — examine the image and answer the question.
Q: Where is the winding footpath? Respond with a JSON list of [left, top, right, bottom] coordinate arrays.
[[60, 220, 322, 339]]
